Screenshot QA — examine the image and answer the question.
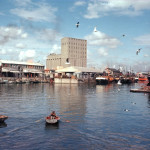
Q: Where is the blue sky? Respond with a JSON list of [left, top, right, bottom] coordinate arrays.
[[0, 0, 150, 72]]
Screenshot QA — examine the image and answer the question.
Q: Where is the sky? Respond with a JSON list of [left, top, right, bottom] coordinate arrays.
[[0, 0, 150, 72]]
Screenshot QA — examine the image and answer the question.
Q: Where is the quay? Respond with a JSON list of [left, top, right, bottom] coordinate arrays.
[[0, 77, 51, 84], [130, 76, 150, 93], [0, 59, 150, 85], [130, 88, 150, 93]]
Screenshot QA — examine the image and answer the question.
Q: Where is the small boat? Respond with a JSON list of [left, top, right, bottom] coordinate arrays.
[[45, 116, 60, 124], [134, 77, 138, 83], [0, 115, 8, 123], [96, 76, 108, 85], [138, 76, 148, 81]]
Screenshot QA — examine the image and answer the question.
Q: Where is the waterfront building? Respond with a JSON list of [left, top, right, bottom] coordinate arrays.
[[54, 66, 102, 84], [104, 68, 122, 77], [0, 60, 44, 78], [46, 37, 87, 70]]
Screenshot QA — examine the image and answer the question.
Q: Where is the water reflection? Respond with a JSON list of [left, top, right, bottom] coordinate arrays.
[[0, 83, 150, 150], [45, 122, 59, 130], [45, 84, 88, 122], [147, 94, 150, 107]]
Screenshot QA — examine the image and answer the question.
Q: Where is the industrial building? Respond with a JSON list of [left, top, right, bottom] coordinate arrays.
[[46, 37, 87, 69]]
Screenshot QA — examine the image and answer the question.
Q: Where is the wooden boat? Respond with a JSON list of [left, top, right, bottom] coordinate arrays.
[[0, 115, 8, 123], [45, 116, 60, 124]]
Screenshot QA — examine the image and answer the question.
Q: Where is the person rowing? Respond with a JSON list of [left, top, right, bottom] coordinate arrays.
[[50, 111, 56, 119]]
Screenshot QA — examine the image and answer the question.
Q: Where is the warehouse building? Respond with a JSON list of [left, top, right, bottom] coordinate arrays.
[[0, 60, 44, 78], [46, 37, 87, 69]]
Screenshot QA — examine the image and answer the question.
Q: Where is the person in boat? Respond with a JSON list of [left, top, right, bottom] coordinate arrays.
[[50, 111, 56, 118]]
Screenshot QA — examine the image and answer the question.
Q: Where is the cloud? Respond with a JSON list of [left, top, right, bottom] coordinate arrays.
[[74, 1, 86, 6], [84, 0, 150, 19], [85, 30, 121, 48], [144, 54, 149, 57], [98, 47, 108, 56], [11, 1, 57, 22], [0, 49, 6, 55], [21, 33, 28, 38], [36, 29, 62, 43], [14, 0, 32, 7], [51, 44, 61, 54], [0, 26, 28, 45], [0, 25, 63, 65], [19, 49, 36, 61], [16, 43, 26, 49], [134, 34, 150, 45], [69, 1, 86, 11]]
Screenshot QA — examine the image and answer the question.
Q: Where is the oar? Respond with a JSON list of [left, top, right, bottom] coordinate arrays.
[[65, 120, 70, 123], [35, 117, 44, 123]]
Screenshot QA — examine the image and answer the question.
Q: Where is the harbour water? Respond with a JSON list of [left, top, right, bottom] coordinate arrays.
[[0, 83, 150, 150]]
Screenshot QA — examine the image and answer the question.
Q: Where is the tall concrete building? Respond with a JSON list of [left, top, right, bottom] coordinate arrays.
[[46, 37, 87, 69]]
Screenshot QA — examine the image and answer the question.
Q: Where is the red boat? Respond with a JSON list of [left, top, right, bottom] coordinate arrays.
[[138, 76, 148, 81], [0, 115, 8, 123]]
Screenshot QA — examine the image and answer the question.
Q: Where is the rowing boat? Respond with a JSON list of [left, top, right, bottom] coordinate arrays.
[[0, 115, 8, 123], [45, 116, 60, 124]]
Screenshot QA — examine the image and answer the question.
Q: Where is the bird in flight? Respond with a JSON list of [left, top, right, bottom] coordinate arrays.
[[94, 26, 97, 32], [76, 22, 80, 28], [138, 48, 142, 52], [136, 48, 142, 55], [122, 34, 125, 37]]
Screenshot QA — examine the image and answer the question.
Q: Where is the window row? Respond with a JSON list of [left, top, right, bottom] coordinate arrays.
[[1, 64, 44, 69]]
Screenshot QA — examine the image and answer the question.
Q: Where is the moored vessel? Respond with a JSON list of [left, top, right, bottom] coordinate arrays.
[[96, 76, 108, 85]]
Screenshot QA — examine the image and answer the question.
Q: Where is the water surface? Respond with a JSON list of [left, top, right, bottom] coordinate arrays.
[[0, 83, 150, 150]]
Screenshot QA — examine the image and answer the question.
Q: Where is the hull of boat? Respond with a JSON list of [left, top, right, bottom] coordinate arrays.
[[138, 77, 148, 81], [96, 77, 108, 85], [0, 115, 8, 123], [45, 116, 60, 124]]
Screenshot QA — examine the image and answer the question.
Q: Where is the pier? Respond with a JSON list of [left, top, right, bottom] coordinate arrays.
[[130, 76, 150, 93]]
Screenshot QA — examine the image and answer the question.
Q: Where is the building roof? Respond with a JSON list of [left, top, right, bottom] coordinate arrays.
[[62, 37, 87, 41], [0, 60, 44, 66], [105, 68, 121, 73], [55, 66, 102, 73]]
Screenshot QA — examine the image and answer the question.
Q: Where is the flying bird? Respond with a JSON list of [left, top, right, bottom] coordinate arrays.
[[136, 48, 142, 55], [76, 22, 80, 28], [94, 26, 97, 32], [122, 34, 125, 37], [138, 48, 142, 53]]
